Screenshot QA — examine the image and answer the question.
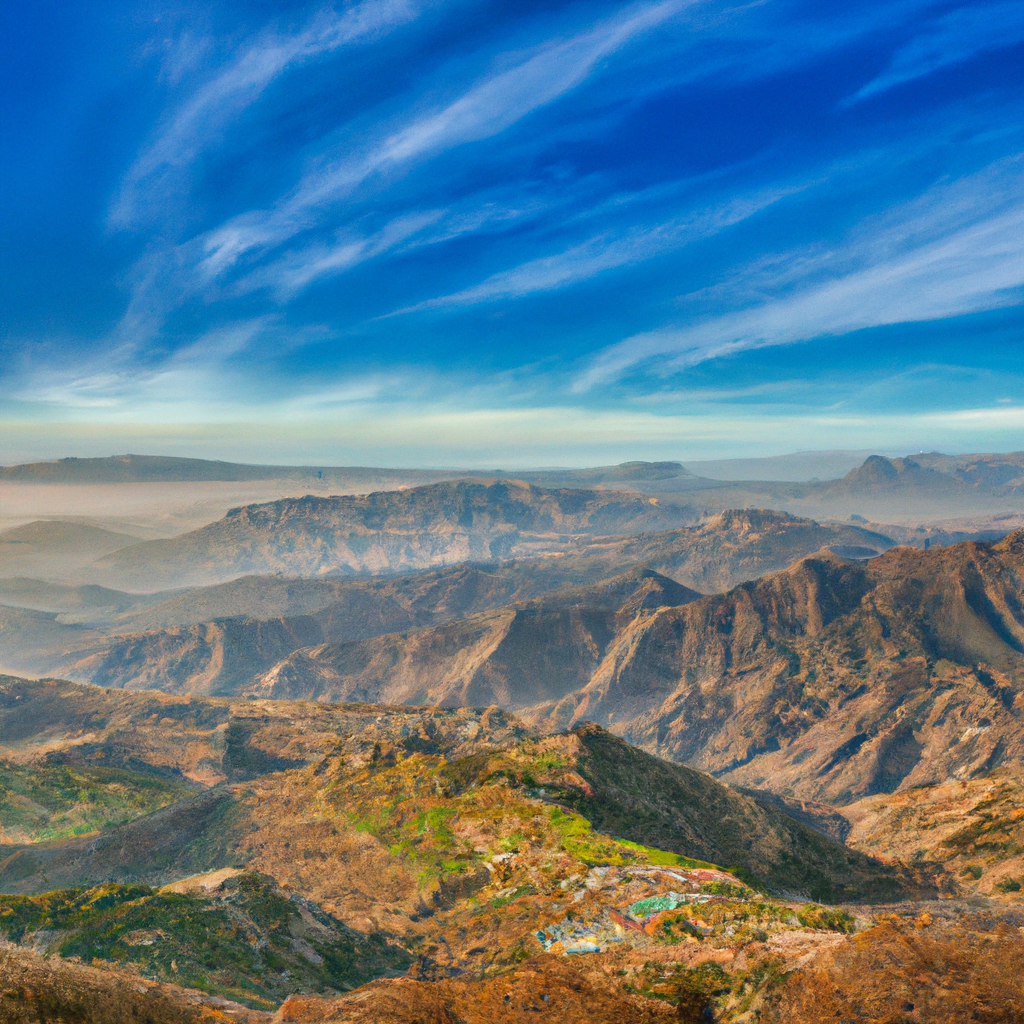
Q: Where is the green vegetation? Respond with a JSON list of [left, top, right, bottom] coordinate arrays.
[[0, 761, 193, 842], [796, 904, 857, 933], [628, 956, 788, 1022], [0, 873, 409, 1009], [324, 744, 724, 891]]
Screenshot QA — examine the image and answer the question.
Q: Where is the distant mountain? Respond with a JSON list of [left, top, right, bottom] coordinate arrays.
[[508, 460, 691, 487], [100, 508, 891, 626], [88, 480, 697, 589], [538, 453, 1024, 524], [0, 454, 290, 482], [51, 510, 893, 693], [830, 454, 964, 493], [683, 449, 887, 482], [0, 521, 142, 582], [0, 453, 449, 486]]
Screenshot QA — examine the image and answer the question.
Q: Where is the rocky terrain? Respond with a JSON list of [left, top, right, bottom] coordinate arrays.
[[524, 533, 1024, 805], [0, 673, 1018, 1021], [0, 676, 966, 1022], [5, 454, 1024, 1020], [18, 508, 886, 691], [83, 527, 1024, 818], [86, 480, 698, 590]]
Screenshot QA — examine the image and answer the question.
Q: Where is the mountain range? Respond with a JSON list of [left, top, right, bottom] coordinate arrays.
[[0, 507, 889, 690], [5, 453, 1024, 1019]]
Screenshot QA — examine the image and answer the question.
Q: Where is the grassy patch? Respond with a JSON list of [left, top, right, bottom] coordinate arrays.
[[0, 873, 409, 1008], [796, 904, 857, 933], [0, 761, 193, 843]]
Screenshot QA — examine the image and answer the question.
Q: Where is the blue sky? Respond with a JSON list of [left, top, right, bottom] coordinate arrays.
[[1, 0, 1023, 465]]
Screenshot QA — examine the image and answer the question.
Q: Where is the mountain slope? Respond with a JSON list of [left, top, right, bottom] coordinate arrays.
[[607, 508, 891, 591], [253, 569, 698, 707], [59, 569, 695, 697], [0, 677, 980, 1023], [0, 521, 142, 581], [48, 510, 891, 693], [0, 678, 909, 908], [90, 480, 696, 589], [51, 525, 1024, 811], [528, 532, 1024, 804]]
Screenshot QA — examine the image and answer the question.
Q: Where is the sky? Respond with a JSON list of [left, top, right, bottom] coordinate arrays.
[[1, 0, 1023, 467]]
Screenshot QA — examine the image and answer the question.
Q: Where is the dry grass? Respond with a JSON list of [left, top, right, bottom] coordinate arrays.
[[0, 945, 265, 1024], [274, 955, 670, 1024], [764, 918, 1024, 1023]]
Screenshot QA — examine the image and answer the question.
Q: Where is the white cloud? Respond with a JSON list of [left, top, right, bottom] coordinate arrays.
[[110, 0, 419, 229], [577, 156, 1024, 389], [849, 1, 1024, 103], [386, 183, 808, 313], [195, 0, 685, 277]]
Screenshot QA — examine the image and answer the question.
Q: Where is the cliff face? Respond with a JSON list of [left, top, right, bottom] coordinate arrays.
[[90, 480, 697, 589], [528, 534, 1024, 804]]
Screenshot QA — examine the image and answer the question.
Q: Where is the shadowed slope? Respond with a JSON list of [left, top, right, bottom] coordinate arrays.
[[252, 570, 698, 708], [528, 532, 1024, 804]]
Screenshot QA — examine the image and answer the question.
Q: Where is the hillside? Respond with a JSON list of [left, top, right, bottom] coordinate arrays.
[[93, 526, 1024, 815], [26, 523, 1024, 818], [607, 508, 892, 591], [524, 532, 1024, 806], [253, 569, 698, 707], [88, 480, 697, 590], [47, 510, 892, 694], [0, 678, 907, 906], [1, 678, 1019, 1021], [0, 521, 142, 581]]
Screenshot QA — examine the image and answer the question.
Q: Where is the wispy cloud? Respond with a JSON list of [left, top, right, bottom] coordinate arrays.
[[577, 156, 1024, 389], [385, 183, 808, 314], [13, 319, 276, 414], [233, 181, 568, 299], [849, 1, 1024, 104], [195, 0, 685, 278], [110, 0, 419, 229]]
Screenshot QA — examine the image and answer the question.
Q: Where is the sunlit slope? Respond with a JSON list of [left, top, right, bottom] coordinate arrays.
[[0, 677, 905, 906], [89, 480, 698, 589], [54, 509, 891, 692]]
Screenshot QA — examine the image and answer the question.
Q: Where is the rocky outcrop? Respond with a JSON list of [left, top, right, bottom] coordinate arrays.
[[90, 480, 697, 589]]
